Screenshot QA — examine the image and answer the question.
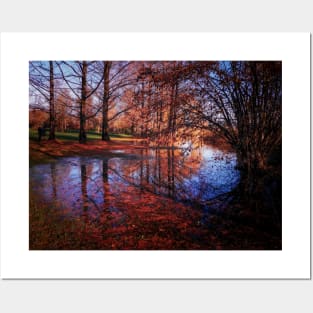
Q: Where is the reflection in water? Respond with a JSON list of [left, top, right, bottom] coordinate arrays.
[[102, 159, 108, 183], [50, 163, 57, 199], [81, 164, 88, 211], [30, 145, 243, 249]]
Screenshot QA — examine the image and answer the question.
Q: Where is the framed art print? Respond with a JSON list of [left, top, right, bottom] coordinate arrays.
[[0, 32, 310, 279]]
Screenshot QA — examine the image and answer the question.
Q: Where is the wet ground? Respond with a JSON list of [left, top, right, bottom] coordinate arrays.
[[29, 145, 281, 250]]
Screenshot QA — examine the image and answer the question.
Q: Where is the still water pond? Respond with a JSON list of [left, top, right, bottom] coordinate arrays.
[[30, 145, 240, 249]]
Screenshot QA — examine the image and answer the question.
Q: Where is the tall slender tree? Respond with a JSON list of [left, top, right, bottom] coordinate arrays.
[[101, 61, 112, 140], [79, 61, 88, 143], [48, 61, 56, 140], [57, 61, 105, 143], [29, 61, 57, 139]]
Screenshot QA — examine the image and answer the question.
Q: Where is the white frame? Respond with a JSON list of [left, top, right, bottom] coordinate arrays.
[[0, 33, 310, 279]]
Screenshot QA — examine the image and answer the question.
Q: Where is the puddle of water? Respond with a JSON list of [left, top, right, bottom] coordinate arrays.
[[29, 145, 240, 249]]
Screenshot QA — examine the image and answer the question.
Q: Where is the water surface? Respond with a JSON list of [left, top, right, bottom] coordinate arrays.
[[29, 145, 240, 249]]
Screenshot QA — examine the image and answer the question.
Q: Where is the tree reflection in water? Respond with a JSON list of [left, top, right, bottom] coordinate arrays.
[[29, 145, 280, 250]]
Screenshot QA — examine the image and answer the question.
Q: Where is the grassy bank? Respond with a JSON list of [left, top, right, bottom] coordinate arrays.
[[29, 129, 134, 141], [29, 130, 147, 166]]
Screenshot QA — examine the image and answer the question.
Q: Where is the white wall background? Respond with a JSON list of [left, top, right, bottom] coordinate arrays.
[[0, 0, 312, 312]]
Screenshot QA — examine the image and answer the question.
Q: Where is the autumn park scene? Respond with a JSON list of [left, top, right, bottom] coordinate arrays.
[[29, 61, 282, 250]]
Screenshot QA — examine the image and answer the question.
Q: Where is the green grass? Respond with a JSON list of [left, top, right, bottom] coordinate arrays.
[[110, 133, 133, 138], [29, 129, 134, 141]]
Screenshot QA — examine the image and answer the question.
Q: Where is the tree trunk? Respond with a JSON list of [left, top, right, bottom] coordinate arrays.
[[48, 61, 56, 140], [79, 61, 87, 143], [235, 139, 268, 177], [101, 61, 111, 141], [168, 82, 178, 147]]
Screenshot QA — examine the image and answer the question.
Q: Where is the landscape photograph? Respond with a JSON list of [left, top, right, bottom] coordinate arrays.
[[29, 60, 282, 250]]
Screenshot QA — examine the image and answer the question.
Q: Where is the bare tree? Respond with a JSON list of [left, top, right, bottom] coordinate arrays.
[[95, 61, 136, 141], [48, 61, 56, 140], [101, 61, 112, 140], [57, 61, 105, 143], [189, 61, 282, 175], [29, 61, 56, 139]]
